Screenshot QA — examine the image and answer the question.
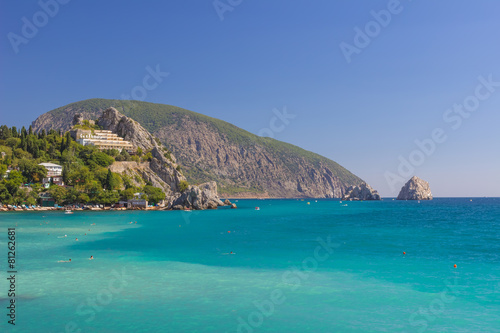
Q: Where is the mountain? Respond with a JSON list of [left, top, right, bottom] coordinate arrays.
[[32, 98, 366, 198]]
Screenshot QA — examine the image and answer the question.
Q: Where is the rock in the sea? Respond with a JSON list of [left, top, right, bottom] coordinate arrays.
[[171, 181, 225, 210], [231, 203, 237, 209], [397, 176, 432, 200], [341, 183, 381, 201], [224, 199, 231, 205]]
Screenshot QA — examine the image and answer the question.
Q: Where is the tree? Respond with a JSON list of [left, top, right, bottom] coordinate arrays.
[[142, 152, 153, 162], [18, 159, 47, 183], [78, 193, 89, 204], [90, 151, 114, 168], [120, 187, 136, 200], [65, 132, 72, 150], [68, 166, 93, 186], [48, 186, 68, 205], [85, 181, 102, 202], [179, 180, 189, 192], [60, 137, 65, 153], [97, 190, 120, 205], [0, 183, 12, 203], [105, 169, 113, 190], [0, 164, 7, 178], [5, 137, 20, 148], [62, 164, 70, 184], [0, 125, 12, 139], [143, 185, 165, 205], [6, 170, 24, 196], [64, 188, 80, 204]]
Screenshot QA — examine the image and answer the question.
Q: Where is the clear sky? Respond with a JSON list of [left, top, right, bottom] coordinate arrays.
[[1, 0, 499, 197]]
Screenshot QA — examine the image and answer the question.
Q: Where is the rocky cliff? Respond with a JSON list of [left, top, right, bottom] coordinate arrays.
[[397, 176, 433, 200], [32, 98, 370, 198], [341, 183, 381, 200], [92, 108, 226, 209]]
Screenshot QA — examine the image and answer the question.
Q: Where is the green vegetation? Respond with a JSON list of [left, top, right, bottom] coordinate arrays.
[[0, 124, 166, 207], [179, 180, 189, 192]]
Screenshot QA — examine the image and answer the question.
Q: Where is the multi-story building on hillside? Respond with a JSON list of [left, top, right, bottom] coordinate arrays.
[[70, 129, 135, 153]]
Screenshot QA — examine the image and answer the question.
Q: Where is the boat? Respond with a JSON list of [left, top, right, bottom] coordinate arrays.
[[65, 210, 73, 214], [255, 207, 260, 210]]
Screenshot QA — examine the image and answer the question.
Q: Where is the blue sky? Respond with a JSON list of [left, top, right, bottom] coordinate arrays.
[[1, 0, 499, 197]]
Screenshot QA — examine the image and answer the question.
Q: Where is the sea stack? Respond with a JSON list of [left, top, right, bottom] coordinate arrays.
[[397, 176, 432, 200], [341, 183, 381, 201]]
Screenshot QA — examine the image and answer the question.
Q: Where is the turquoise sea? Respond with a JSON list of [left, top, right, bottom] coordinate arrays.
[[1, 198, 499, 333]]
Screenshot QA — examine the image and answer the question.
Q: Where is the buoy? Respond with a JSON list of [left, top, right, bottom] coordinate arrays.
[[454, 264, 457, 268], [403, 252, 406, 255], [227, 231, 231, 233]]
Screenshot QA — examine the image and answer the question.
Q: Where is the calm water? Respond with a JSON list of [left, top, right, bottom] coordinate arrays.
[[1, 198, 499, 332]]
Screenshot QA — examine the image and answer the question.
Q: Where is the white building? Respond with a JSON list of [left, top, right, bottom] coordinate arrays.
[[71, 129, 134, 153], [39, 163, 63, 177], [39, 163, 64, 186]]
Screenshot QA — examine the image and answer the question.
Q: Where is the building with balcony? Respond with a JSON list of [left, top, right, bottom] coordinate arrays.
[[39, 163, 63, 177], [39, 163, 64, 187], [70, 129, 135, 153]]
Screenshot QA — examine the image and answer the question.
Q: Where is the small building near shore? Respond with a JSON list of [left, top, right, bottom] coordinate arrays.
[[127, 199, 148, 209], [39, 192, 56, 207]]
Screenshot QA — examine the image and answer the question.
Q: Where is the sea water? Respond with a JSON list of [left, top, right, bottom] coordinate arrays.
[[0, 198, 499, 332]]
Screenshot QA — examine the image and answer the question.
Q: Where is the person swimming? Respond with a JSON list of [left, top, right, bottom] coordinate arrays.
[[75, 238, 78, 241], [89, 256, 94, 260], [58, 259, 71, 263]]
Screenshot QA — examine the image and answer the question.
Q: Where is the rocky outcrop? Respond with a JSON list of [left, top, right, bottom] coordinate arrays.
[[397, 176, 432, 200], [171, 181, 224, 210], [92, 108, 225, 209], [341, 183, 381, 201], [97, 108, 184, 194]]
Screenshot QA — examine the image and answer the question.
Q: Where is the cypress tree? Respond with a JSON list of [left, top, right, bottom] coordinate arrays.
[[105, 169, 113, 190], [62, 164, 70, 184], [65, 132, 72, 150]]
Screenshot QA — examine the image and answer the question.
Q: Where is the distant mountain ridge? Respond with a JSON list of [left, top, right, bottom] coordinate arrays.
[[32, 98, 366, 198]]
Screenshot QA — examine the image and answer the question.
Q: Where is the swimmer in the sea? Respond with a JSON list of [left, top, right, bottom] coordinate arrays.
[[58, 259, 71, 263], [89, 256, 94, 260]]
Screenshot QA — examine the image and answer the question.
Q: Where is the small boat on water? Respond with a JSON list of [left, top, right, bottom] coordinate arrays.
[[65, 210, 73, 214], [255, 207, 260, 211]]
